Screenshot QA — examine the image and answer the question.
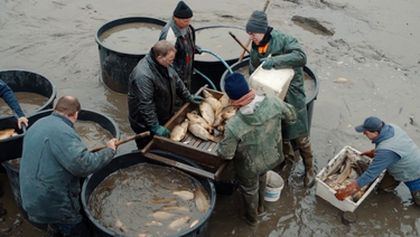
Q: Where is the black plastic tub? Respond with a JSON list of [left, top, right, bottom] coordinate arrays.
[[0, 115, 25, 162], [81, 150, 216, 237], [96, 17, 166, 93], [220, 58, 320, 131], [192, 25, 248, 92], [0, 69, 57, 119]]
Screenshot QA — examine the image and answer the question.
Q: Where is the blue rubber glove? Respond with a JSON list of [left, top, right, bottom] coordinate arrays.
[[261, 58, 275, 70], [188, 95, 204, 105], [195, 45, 203, 55], [150, 123, 170, 137]]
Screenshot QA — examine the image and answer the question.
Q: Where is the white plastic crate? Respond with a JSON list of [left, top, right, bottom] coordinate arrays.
[[315, 145, 385, 212]]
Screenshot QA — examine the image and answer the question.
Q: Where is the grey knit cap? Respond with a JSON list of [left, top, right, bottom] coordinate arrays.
[[246, 10, 268, 33]]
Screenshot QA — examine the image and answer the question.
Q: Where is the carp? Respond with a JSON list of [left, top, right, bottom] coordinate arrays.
[[186, 111, 212, 131], [205, 97, 223, 115], [188, 123, 219, 142], [194, 187, 210, 213], [151, 211, 174, 220], [218, 93, 230, 108], [168, 216, 191, 230], [0, 128, 16, 140], [172, 190, 194, 201], [170, 119, 189, 142], [199, 102, 215, 126], [221, 106, 237, 120]]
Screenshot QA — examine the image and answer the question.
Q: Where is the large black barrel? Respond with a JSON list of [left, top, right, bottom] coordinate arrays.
[[192, 26, 248, 92], [96, 17, 166, 93], [81, 150, 216, 237], [0, 115, 25, 162], [0, 69, 57, 119], [1, 108, 121, 229], [220, 58, 320, 131]]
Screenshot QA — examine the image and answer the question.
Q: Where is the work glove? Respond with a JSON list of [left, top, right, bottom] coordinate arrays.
[[188, 95, 204, 105], [150, 123, 170, 137], [361, 149, 375, 158], [335, 181, 360, 201], [260, 58, 275, 70], [195, 45, 203, 55]]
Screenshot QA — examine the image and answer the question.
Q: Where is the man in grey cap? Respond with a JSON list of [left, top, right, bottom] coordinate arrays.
[[159, 1, 201, 91], [245, 10, 315, 187], [335, 116, 420, 206]]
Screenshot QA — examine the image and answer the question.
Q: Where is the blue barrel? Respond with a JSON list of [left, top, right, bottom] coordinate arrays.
[[0, 69, 57, 119], [96, 17, 166, 93], [220, 58, 320, 132], [81, 150, 216, 237]]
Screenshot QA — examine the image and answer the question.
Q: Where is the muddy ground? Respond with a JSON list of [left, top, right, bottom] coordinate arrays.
[[1, 0, 419, 236]]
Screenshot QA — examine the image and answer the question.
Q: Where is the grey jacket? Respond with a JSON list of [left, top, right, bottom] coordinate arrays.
[[20, 112, 115, 224]]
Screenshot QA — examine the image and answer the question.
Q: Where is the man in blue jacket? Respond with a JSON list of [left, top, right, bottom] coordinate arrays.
[[335, 116, 420, 206], [0, 79, 28, 128], [20, 96, 118, 236]]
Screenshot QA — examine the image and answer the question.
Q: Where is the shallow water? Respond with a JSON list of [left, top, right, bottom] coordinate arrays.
[[0, 0, 419, 236], [0, 92, 48, 116]]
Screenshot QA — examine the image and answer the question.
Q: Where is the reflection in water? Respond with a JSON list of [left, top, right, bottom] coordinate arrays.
[[0, 92, 48, 116], [99, 22, 163, 55], [89, 163, 209, 237], [74, 120, 113, 149], [195, 27, 248, 61]]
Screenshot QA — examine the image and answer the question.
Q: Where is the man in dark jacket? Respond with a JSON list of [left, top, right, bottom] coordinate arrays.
[[335, 116, 420, 206], [246, 10, 315, 187], [128, 40, 202, 149], [20, 96, 118, 236], [217, 72, 296, 226], [159, 1, 200, 90], [0, 79, 28, 128]]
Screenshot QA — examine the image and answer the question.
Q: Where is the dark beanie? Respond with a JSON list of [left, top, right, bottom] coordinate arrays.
[[246, 10, 268, 33], [224, 72, 250, 100], [173, 1, 193, 19]]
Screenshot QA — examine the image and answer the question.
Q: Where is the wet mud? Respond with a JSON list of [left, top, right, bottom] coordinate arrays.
[[0, 0, 419, 236]]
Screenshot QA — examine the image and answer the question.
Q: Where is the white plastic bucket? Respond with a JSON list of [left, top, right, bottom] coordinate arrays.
[[264, 170, 284, 202]]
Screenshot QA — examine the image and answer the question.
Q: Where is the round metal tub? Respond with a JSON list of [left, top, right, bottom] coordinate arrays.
[[96, 17, 166, 93], [81, 150, 216, 237]]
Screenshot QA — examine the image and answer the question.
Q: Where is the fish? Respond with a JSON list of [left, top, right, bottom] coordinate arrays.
[[160, 205, 190, 213], [190, 219, 199, 228], [218, 93, 230, 108], [0, 128, 16, 140], [115, 219, 128, 233], [186, 111, 212, 131], [335, 157, 353, 184], [170, 119, 189, 142], [205, 97, 223, 115], [194, 187, 210, 213], [151, 211, 175, 220], [168, 216, 191, 230], [173, 190, 194, 201], [202, 89, 214, 98], [145, 220, 163, 226], [199, 102, 215, 126], [149, 197, 177, 205], [221, 106, 236, 120], [188, 123, 220, 142], [212, 112, 224, 127]]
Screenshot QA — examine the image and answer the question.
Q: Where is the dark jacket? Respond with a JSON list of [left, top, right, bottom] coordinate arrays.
[[159, 18, 196, 90], [127, 52, 191, 131], [20, 113, 115, 224], [0, 79, 25, 117], [249, 29, 308, 140]]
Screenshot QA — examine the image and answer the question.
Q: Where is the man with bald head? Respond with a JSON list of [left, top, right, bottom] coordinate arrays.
[[20, 96, 117, 236]]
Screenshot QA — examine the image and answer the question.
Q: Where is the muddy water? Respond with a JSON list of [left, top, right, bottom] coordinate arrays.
[[99, 22, 164, 55], [0, 0, 419, 236], [74, 120, 113, 149], [195, 27, 248, 61], [88, 163, 209, 237], [0, 92, 48, 116]]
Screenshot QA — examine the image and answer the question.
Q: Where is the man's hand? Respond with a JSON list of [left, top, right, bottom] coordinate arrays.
[[361, 149, 375, 158], [150, 124, 170, 137], [335, 181, 360, 201], [17, 116, 28, 129], [188, 95, 204, 105], [106, 138, 118, 151], [195, 45, 203, 54]]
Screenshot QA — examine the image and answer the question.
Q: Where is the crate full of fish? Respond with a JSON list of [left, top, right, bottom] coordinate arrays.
[[142, 86, 233, 180], [315, 146, 385, 212]]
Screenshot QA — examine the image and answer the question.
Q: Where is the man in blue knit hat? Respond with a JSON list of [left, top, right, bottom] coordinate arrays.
[[217, 72, 297, 226], [335, 116, 420, 206]]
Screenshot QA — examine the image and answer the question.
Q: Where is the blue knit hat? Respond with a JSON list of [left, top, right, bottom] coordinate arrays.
[[224, 72, 250, 100], [173, 1, 193, 19], [355, 116, 384, 132]]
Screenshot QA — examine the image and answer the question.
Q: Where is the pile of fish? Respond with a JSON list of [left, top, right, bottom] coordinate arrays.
[[170, 90, 236, 142], [323, 151, 370, 202], [0, 128, 18, 140]]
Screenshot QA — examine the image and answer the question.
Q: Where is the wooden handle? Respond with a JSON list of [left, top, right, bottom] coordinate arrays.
[[229, 31, 250, 53], [90, 131, 151, 152]]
